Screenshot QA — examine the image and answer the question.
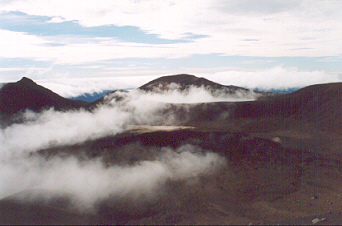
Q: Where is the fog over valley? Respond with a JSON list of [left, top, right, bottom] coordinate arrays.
[[0, 73, 341, 225], [0, 0, 341, 224], [0, 75, 236, 209]]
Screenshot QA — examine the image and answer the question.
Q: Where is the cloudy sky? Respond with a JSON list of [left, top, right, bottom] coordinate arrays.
[[0, 0, 341, 96]]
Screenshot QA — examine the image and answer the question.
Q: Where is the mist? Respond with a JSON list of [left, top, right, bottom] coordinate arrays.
[[100, 85, 259, 106], [0, 87, 230, 210], [0, 107, 130, 156], [0, 144, 226, 211], [2, 84, 244, 157]]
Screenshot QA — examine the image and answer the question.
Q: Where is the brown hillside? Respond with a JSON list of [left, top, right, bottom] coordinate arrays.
[[0, 77, 87, 115]]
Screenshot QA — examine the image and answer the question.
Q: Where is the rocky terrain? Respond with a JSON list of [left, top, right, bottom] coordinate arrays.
[[0, 77, 87, 115], [0, 75, 341, 225]]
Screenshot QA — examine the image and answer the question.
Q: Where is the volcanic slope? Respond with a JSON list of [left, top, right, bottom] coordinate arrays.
[[139, 73, 246, 92], [138, 73, 275, 97], [91, 81, 342, 225], [176, 82, 342, 153], [89, 74, 275, 108], [0, 75, 273, 114], [0, 77, 87, 115], [0, 76, 341, 225], [179, 82, 341, 130]]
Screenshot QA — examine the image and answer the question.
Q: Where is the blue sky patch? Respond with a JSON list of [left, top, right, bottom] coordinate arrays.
[[0, 11, 205, 44], [0, 1, 341, 89]]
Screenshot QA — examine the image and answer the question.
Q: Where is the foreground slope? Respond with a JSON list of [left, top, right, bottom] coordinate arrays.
[[1, 129, 340, 225]]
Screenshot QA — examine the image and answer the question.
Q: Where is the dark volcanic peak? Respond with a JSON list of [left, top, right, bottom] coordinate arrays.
[[139, 74, 247, 93], [18, 77, 36, 85], [137, 74, 279, 102], [0, 77, 87, 115]]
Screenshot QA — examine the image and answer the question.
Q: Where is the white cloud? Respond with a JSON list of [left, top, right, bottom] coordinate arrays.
[[125, 86, 258, 104], [0, 80, 258, 158], [36, 75, 160, 97], [200, 66, 342, 90], [32, 66, 342, 98], [0, 145, 226, 209], [0, 0, 341, 64], [0, 29, 50, 59], [46, 16, 66, 23], [0, 61, 339, 210], [0, 29, 196, 64], [0, 89, 227, 208], [1, 27, 340, 68], [0, 108, 127, 156], [0, 68, 27, 72]]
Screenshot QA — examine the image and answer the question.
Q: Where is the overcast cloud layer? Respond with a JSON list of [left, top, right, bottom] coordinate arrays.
[[1, 0, 341, 59], [0, 0, 341, 85]]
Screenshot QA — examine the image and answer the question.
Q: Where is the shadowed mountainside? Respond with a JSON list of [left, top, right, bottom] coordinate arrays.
[[166, 82, 340, 130], [0, 77, 87, 115], [88, 74, 276, 108], [0, 74, 278, 116], [233, 82, 342, 120], [138, 74, 275, 98], [0, 76, 341, 225], [139, 74, 246, 92]]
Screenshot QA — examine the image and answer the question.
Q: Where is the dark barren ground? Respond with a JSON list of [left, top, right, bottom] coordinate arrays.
[[0, 75, 341, 225]]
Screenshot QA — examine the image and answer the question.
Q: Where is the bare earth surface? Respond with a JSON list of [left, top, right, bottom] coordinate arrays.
[[0, 77, 341, 225]]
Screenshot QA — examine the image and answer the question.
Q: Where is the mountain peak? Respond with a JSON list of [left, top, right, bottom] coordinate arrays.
[[138, 73, 244, 93], [0, 77, 87, 115], [18, 77, 36, 85], [139, 74, 215, 91]]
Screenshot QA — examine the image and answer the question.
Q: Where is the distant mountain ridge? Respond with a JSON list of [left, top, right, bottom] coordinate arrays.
[[70, 90, 116, 102], [0, 75, 341, 135], [139, 74, 255, 94]]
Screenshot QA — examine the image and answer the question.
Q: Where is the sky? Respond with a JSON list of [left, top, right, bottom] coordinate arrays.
[[0, 0, 342, 97]]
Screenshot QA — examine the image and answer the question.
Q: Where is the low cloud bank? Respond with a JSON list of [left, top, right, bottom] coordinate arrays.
[[0, 89, 227, 209], [36, 75, 159, 98], [0, 144, 226, 211], [32, 66, 342, 98], [200, 66, 342, 91], [3, 84, 240, 158], [0, 107, 130, 156], [102, 86, 258, 106], [5, 67, 322, 209]]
